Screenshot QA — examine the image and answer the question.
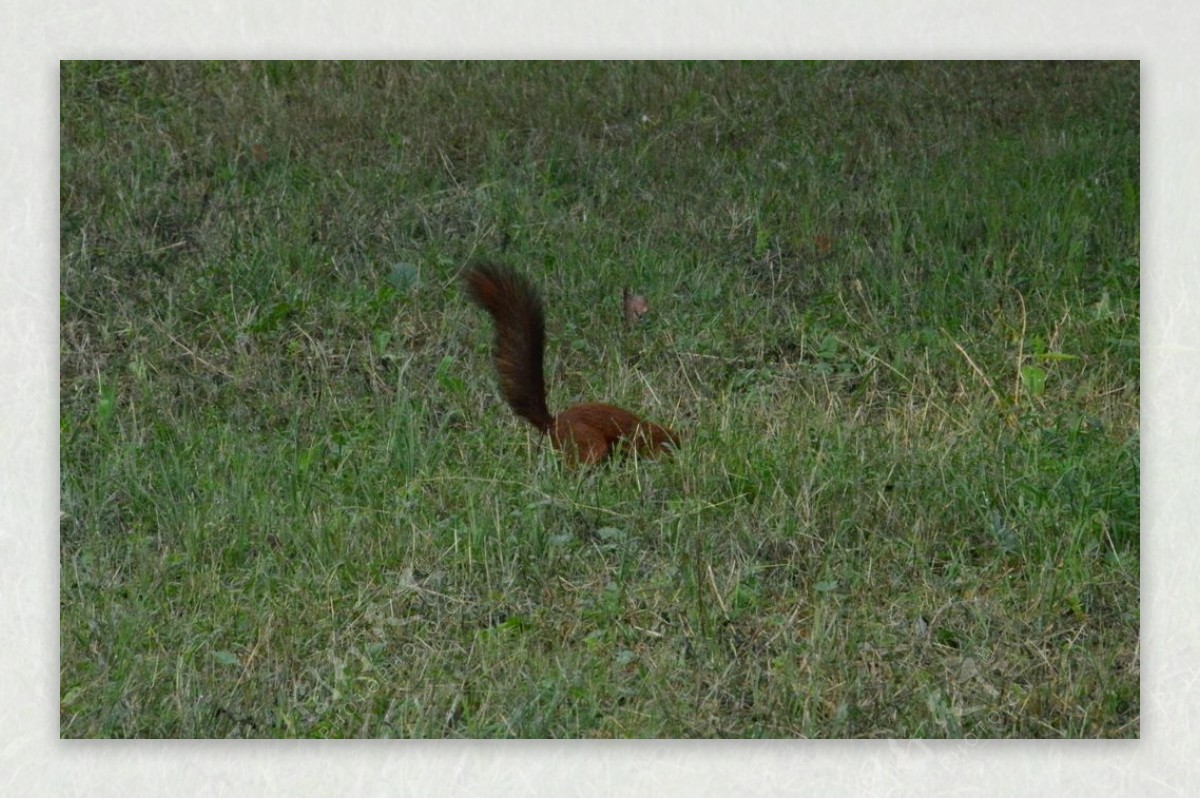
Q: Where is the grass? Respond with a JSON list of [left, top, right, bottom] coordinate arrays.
[[60, 61, 1139, 738]]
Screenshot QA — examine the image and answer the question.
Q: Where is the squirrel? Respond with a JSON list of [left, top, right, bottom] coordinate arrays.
[[464, 262, 679, 465]]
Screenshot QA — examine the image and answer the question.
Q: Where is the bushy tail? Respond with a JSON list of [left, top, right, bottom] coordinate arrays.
[[464, 263, 554, 432]]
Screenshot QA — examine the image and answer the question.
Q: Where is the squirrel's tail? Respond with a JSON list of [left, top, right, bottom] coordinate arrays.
[[463, 262, 554, 432]]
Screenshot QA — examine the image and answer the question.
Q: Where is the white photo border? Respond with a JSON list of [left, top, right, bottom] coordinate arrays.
[[5, 0, 1192, 794]]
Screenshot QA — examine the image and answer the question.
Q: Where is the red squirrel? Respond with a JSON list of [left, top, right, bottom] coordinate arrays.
[[464, 262, 679, 465]]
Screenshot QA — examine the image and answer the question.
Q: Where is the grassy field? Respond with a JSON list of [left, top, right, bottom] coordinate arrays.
[[60, 61, 1139, 738]]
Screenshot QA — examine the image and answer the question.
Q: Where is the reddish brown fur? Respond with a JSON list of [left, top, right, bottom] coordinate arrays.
[[464, 263, 679, 465]]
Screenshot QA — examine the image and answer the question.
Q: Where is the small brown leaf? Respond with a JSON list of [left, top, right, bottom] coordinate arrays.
[[622, 287, 650, 325]]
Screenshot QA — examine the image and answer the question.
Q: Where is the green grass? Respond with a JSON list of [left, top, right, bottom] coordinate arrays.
[[60, 61, 1139, 738]]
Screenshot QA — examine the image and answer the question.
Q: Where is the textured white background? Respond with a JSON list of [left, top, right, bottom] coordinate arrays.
[[2, 1, 1193, 795]]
